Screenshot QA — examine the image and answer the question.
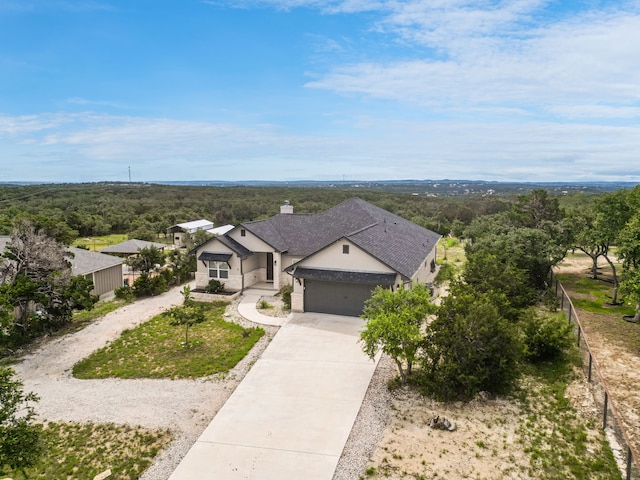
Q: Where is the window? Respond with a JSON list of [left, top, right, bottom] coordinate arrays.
[[208, 261, 229, 279], [241, 229, 246, 237], [342, 245, 350, 254], [430, 259, 437, 273]]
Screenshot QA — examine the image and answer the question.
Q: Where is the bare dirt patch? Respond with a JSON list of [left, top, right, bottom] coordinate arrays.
[[367, 389, 528, 479]]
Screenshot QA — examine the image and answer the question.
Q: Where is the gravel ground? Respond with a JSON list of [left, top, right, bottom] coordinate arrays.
[[12, 283, 278, 480], [333, 355, 395, 480], [12, 282, 390, 480]]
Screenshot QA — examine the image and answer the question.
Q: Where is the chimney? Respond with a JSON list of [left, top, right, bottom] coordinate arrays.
[[280, 200, 294, 214]]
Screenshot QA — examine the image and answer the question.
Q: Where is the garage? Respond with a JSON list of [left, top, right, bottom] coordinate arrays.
[[295, 268, 397, 317], [304, 280, 377, 317]]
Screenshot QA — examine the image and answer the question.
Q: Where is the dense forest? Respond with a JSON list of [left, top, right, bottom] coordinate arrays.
[[0, 182, 527, 243]]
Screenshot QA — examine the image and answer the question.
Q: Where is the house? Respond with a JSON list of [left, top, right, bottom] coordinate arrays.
[[66, 247, 124, 298], [167, 219, 214, 247], [0, 237, 123, 299], [194, 198, 441, 316], [99, 238, 166, 256], [100, 238, 166, 286], [207, 224, 234, 236]]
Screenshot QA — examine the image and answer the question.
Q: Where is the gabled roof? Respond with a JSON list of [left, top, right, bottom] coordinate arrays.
[[100, 239, 165, 255], [216, 234, 253, 258], [168, 219, 214, 233], [67, 247, 123, 276], [195, 198, 440, 279], [247, 198, 441, 279]]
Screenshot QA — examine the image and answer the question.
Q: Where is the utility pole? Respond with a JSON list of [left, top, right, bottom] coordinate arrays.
[[128, 166, 131, 183]]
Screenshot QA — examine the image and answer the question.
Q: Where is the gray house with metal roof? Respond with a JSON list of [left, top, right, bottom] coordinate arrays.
[[194, 198, 441, 316]]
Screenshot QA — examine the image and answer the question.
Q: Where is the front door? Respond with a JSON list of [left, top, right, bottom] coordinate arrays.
[[266, 253, 274, 281]]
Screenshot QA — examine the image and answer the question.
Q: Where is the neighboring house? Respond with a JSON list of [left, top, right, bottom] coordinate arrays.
[[67, 247, 124, 298], [100, 239, 166, 256], [194, 198, 441, 316], [207, 224, 234, 236], [167, 219, 214, 247], [0, 237, 123, 299], [100, 239, 166, 286]]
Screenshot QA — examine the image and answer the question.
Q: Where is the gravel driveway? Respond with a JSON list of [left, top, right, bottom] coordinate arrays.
[[12, 283, 278, 480]]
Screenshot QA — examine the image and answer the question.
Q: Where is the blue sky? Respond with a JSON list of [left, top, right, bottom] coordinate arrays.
[[1, 0, 640, 183]]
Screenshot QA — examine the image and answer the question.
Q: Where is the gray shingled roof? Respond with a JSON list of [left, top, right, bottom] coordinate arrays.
[[216, 235, 253, 257], [247, 198, 441, 279], [66, 247, 123, 276], [100, 239, 165, 255], [293, 267, 396, 285]]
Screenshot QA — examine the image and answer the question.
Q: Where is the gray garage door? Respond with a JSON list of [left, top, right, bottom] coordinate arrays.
[[304, 280, 376, 317]]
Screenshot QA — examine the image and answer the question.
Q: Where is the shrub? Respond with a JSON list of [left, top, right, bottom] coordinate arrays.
[[257, 299, 272, 310], [114, 286, 134, 301], [280, 284, 292, 310], [420, 284, 522, 401], [0, 367, 42, 472], [521, 308, 573, 362], [206, 279, 225, 294], [132, 274, 168, 298], [433, 262, 456, 286]]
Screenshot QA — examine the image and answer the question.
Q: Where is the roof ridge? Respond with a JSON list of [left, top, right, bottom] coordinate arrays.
[[345, 222, 378, 237]]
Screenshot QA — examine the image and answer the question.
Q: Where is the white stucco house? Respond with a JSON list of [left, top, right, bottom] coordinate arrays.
[[193, 198, 441, 316]]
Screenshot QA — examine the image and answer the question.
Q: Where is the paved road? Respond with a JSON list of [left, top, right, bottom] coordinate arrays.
[[169, 312, 380, 480]]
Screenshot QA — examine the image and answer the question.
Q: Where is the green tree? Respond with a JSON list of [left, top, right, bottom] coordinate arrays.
[[462, 249, 537, 321], [593, 190, 633, 303], [166, 249, 196, 285], [569, 208, 608, 280], [618, 213, 640, 322], [420, 283, 522, 401], [0, 219, 96, 338], [511, 189, 563, 229], [360, 284, 435, 384], [0, 367, 42, 474], [126, 246, 165, 276], [166, 286, 205, 347], [620, 268, 640, 323]]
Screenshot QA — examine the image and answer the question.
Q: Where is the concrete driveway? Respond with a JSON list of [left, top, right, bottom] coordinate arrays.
[[169, 312, 380, 480]]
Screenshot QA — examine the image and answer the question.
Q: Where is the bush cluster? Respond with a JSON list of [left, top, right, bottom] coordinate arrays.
[[206, 279, 225, 294], [115, 271, 173, 300], [521, 308, 573, 362]]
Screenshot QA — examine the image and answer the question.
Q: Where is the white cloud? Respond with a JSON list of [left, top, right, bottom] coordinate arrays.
[[306, 7, 640, 115], [1, 111, 640, 182], [548, 105, 640, 119]]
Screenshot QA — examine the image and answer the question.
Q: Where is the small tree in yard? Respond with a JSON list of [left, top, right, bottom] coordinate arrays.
[[360, 284, 435, 385], [0, 367, 42, 475], [166, 285, 205, 347]]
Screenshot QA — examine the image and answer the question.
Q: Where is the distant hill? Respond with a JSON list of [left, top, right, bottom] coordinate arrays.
[[1, 179, 637, 196], [152, 179, 638, 196]]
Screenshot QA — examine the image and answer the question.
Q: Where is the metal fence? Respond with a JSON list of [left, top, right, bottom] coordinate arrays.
[[554, 277, 640, 480]]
